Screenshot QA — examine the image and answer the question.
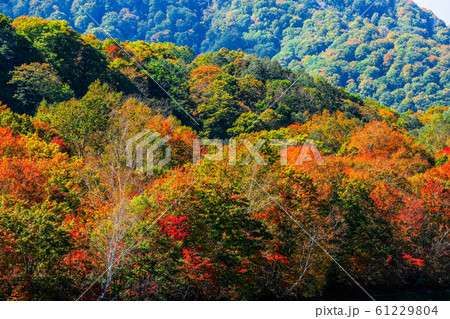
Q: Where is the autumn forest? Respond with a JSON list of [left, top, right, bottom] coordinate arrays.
[[0, 0, 449, 302]]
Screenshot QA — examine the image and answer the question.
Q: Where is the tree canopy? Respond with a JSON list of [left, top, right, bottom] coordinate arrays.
[[1, 0, 450, 110], [0, 12, 448, 301]]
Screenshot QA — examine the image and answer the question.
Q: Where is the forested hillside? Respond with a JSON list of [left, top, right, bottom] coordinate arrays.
[[0, 14, 449, 300], [1, 0, 450, 111], [0, 13, 412, 140]]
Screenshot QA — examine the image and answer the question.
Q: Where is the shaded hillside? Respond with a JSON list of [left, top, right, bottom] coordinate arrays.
[[2, 14, 419, 141], [1, 0, 450, 111]]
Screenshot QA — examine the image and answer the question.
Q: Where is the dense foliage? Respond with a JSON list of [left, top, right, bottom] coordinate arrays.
[[1, 0, 450, 111], [0, 14, 449, 300], [0, 14, 398, 138]]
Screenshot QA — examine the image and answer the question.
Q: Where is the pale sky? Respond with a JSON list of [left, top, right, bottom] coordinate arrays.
[[414, 0, 450, 25]]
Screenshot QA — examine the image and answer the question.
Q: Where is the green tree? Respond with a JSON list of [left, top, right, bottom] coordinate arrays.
[[419, 108, 450, 154], [37, 81, 122, 156], [8, 63, 74, 114]]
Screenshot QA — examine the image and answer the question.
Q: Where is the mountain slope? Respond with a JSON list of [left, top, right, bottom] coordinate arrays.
[[1, 0, 450, 111], [0, 13, 449, 301], [1, 13, 419, 142]]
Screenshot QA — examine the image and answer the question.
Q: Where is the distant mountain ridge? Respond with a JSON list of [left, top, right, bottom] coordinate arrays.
[[1, 0, 450, 111]]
